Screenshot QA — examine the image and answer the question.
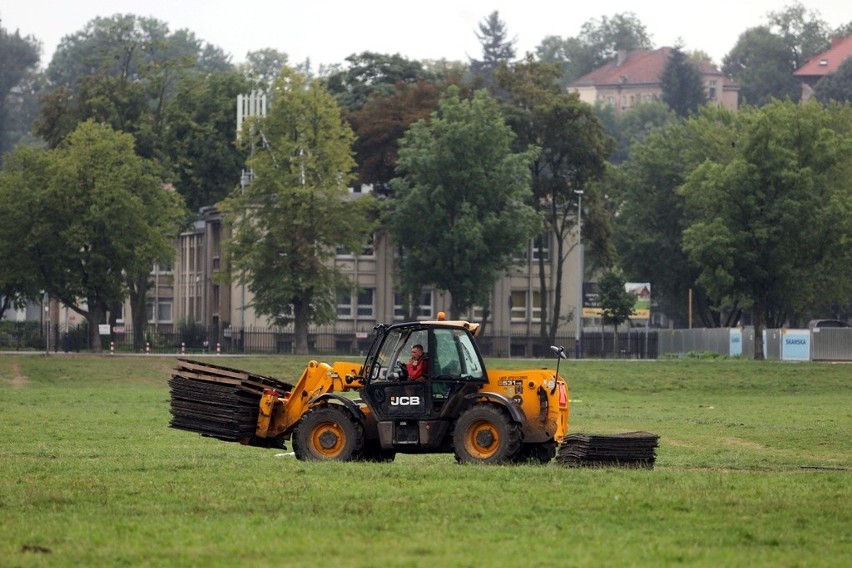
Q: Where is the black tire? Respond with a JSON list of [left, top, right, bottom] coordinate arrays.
[[514, 442, 556, 464], [452, 405, 522, 464], [359, 439, 396, 462], [292, 405, 364, 461]]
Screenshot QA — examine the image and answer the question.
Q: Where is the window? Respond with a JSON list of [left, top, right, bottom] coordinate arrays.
[[357, 288, 374, 317], [533, 235, 549, 261], [465, 305, 486, 321], [510, 291, 542, 321], [339, 288, 375, 319], [337, 289, 353, 317], [393, 290, 433, 320], [709, 80, 717, 101], [336, 233, 375, 257], [510, 291, 527, 321], [531, 291, 542, 322], [146, 299, 173, 323]]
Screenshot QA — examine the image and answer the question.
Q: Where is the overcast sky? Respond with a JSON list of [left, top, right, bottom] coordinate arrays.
[[3, 1, 850, 69]]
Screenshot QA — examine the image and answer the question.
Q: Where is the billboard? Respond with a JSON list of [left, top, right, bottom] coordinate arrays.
[[581, 282, 651, 319], [625, 282, 651, 319]]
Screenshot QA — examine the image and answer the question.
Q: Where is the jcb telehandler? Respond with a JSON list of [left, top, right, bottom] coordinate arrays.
[[170, 316, 570, 464]]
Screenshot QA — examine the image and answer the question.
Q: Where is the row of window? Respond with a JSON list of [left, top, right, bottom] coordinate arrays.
[[336, 288, 544, 322]]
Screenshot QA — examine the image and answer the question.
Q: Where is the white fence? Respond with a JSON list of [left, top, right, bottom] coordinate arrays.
[[658, 328, 852, 361]]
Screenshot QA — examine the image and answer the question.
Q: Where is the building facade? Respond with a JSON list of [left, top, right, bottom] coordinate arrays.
[[145, 185, 584, 355], [568, 48, 739, 114]]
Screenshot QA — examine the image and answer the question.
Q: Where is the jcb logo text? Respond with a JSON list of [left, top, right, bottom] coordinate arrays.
[[390, 396, 421, 406]]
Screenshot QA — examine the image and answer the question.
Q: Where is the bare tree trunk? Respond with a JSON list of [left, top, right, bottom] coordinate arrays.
[[294, 299, 310, 355], [87, 301, 104, 353]]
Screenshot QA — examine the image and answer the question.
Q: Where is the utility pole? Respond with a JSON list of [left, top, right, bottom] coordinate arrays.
[[575, 190, 584, 359]]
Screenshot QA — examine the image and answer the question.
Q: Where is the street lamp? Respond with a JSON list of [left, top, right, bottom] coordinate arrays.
[[575, 190, 584, 359]]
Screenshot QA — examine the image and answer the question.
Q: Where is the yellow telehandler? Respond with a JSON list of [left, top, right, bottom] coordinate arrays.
[[170, 315, 570, 464]]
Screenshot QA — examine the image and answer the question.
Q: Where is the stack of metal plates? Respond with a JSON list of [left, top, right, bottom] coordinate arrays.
[[556, 431, 660, 468], [168, 359, 293, 443]]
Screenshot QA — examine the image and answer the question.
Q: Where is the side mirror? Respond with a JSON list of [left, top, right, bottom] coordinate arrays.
[[550, 345, 567, 359]]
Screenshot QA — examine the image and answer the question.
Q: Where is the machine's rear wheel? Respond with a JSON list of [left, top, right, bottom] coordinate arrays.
[[452, 405, 521, 464], [292, 406, 364, 461]]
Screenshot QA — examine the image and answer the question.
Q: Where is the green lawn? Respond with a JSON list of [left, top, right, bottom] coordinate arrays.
[[1, 354, 850, 567]]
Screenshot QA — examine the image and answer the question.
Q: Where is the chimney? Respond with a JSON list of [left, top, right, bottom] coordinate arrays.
[[616, 50, 628, 66]]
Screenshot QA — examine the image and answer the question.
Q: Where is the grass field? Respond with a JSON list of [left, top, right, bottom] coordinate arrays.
[[1, 354, 850, 567]]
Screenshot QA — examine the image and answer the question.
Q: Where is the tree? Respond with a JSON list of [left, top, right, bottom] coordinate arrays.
[[0, 146, 47, 318], [221, 68, 374, 354], [594, 100, 677, 164], [660, 46, 708, 118], [723, 27, 802, 105], [470, 11, 516, 87], [390, 87, 540, 318], [163, 69, 251, 211], [347, 80, 441, 192], [496, 58, 613, 344], [44, 14, 229, 89], [0, 21, 40, 159], [613, 106, 741, 328], [536, 13, 653, 86], [680, 101, 852, 359], [597, 271, 636, 356], [241, 48, 289, 91], [814, 57, 852, 103], [325, 51, 435, 112], [723, 4, 830, 107], [6, 121, 184, 350], [766, 2, 831, 69]]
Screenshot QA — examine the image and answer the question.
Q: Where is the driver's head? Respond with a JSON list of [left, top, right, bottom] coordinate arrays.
[[411, 344, 424, 360]]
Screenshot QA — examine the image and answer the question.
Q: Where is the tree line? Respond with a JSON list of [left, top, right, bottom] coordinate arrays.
[[1, 5, 851, 357]]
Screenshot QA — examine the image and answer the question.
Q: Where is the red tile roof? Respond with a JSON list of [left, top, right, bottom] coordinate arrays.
[[570, 47, 727, 87], [794, 36, 852, 77]]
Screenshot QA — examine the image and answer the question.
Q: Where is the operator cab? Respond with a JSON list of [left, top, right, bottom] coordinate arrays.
[[361, 320, 487, 423]]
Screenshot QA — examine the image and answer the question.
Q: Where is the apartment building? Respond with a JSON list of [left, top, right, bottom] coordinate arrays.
[[148, 185, 583, 355]]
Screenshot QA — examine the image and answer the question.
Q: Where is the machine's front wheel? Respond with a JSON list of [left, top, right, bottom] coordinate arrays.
[[452, 405, 521, 464], [293, 406, 364, 461]]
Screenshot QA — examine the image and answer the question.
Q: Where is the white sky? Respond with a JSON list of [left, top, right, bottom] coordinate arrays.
[[2, 1, 850, 69]]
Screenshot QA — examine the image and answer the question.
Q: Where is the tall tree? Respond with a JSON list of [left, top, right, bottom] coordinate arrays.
[[0, 21, 40, 159], [681, 101, 852, 359], [6, 121, 184, 350], [470, 11, 516, 87], [536, 13, 652, 86], [496, 58, 613, 343], [614, 106, 741, 328], [0, 146, 47, 318], [164, 69, 250, 211], [723, 26, 802, 105], [325, 51, 435, 112], [347, 80, 441, 193], [390, 87, 540, 318], [221, 68, 374, 354], [660, 46, 708, 118], [766, 2, 831, 69], [241, 48, 289, 91]]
